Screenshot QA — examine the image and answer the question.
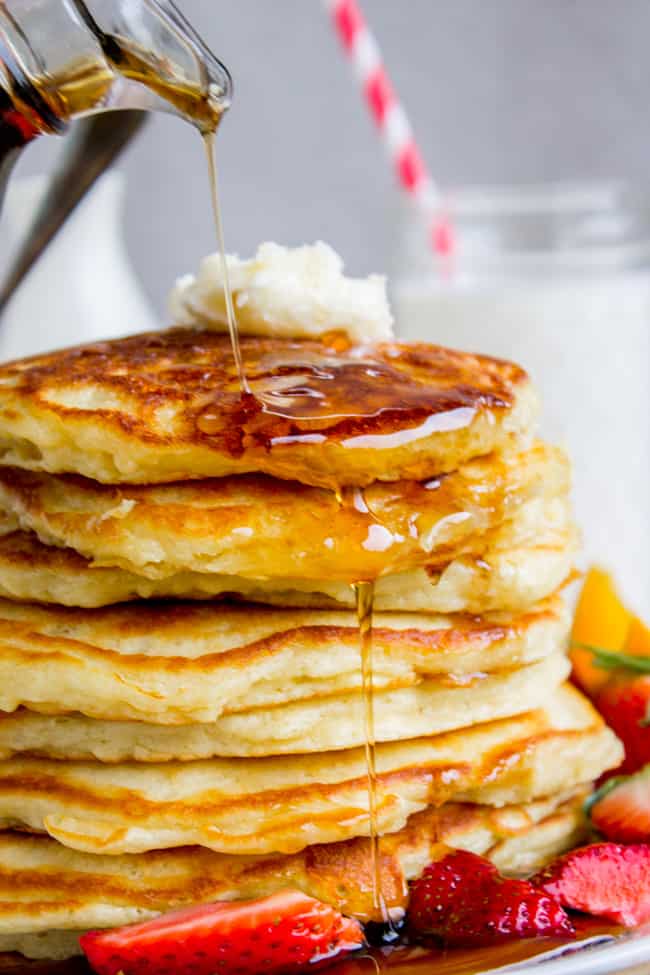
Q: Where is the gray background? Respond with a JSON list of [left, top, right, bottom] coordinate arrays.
[[15, 0, 650, 313]]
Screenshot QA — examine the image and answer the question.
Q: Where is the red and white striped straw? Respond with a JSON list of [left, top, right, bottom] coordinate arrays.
[[323, 0, 453, 257]]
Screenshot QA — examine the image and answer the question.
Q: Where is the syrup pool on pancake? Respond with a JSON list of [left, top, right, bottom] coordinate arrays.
[[173, 242, 490, 457]]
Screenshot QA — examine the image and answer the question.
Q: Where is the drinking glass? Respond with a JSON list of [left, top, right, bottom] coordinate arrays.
[[391, 183, 650, 616]]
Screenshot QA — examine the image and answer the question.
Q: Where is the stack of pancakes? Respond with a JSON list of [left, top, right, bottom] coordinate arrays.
[[0, 329, 621, 960]]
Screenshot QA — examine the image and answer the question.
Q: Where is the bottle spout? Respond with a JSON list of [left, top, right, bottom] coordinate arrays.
[[70, 0, 232, 129]]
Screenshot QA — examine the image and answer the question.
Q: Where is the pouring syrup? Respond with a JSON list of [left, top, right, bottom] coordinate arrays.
[[201, 130, 392, 923], [202, 132, 249, 394]]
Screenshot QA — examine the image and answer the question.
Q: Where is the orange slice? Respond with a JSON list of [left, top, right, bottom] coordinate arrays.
[[570, 567, 632, 697], [625, 615, 650, 656]]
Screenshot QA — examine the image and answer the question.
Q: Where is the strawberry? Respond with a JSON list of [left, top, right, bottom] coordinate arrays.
[[594, 669, 650, 776], [588, 765, 650, 842], [533, 843, 650, 927], [80, 890, 365, 975], [408, 850, 573, 947], [569, 641, 650, 777]]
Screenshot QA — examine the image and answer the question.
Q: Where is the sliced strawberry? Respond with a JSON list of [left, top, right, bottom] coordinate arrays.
[[533, 843, 650, 927], [588, 765, 650, 842], [80, 890, 365, 975], [408, 850, 573, 947]]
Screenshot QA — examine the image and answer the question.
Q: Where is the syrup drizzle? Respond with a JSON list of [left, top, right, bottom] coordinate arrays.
[[202, 127, 388, 923], [202, 130, 249, 395], [354, 579, 389, 924]]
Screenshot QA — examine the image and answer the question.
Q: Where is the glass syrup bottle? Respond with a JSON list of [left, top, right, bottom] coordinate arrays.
[[0, 0, 232, 214]]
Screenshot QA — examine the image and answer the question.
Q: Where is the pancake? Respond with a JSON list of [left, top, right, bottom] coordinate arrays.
[[0, 593, 569, 725], [0, 442, 569, 582], [0, 329, 537, 488], [0, 653, 570, 757], [0, 685, 621, 855], [0, 789, 589, 956], [0, 498, 577, 611]]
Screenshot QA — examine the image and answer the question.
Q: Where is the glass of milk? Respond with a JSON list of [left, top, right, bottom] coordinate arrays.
[[391, 183, 650, 616]]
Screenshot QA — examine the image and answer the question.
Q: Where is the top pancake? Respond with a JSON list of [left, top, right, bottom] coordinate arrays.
[[0, 329, 536, 487]]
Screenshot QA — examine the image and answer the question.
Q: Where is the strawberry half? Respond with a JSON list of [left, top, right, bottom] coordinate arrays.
[[533, 843, 650, 927], [80, 890, 365, 975], [588, 765, 650, 842], [408, 850, 574, 947]]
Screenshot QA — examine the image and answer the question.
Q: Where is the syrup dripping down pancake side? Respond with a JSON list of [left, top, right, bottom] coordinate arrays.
[[0, 443, 569, 582], [0, 496, 577, 611]]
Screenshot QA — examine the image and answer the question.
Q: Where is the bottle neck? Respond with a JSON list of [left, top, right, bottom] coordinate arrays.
[[0, 0, 232, 216]]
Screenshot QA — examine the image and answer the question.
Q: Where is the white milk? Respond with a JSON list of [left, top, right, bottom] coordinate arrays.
[[392, 186, 650, 616]]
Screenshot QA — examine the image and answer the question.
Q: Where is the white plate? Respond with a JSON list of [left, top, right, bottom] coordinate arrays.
[[495, 926, 650, 974]]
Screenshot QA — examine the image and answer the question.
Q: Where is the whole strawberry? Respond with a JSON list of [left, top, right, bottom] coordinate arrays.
[[81, 890, 365, 975], [409, 850, 574, 947], [533, 843, 650, 927], [595, 673, 650, 776]]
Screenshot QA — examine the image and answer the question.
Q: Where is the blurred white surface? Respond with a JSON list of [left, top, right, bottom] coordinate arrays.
[[0, 172, 158, 362]]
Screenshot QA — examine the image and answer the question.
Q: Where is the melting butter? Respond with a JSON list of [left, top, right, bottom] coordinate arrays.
[[169, 241, 394, 343]]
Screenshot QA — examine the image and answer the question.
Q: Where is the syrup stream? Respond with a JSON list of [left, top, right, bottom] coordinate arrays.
[[354, 579, 392, 927], [202, 131, 249, 395], [202, 127, 387, 922]]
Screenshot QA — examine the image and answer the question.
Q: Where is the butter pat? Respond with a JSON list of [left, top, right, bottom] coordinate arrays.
[[169, 241, 394, 342]]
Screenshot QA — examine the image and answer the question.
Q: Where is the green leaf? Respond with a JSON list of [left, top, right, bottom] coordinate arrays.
[[585, 764, 650, 819], [572, 642, 650, 674], [584, 774, 628, 818]]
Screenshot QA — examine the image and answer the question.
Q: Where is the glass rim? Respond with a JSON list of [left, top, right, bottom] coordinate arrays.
[[397, 180, 650, 275], [439, 179, 645, 216]]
